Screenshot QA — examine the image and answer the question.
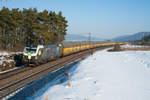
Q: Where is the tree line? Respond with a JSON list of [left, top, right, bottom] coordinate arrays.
[[142, 35, 150, 42], [0, 7, 68, 50]]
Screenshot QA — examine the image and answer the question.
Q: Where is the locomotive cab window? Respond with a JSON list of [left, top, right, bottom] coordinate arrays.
[[25, 47, 37, 53]]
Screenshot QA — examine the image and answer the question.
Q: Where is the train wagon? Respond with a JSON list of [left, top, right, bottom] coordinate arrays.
[[61, 42, 92, 56]]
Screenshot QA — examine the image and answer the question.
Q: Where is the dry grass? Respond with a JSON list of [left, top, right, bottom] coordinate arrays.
[[122, 47, 150, 51], [108, 44, 150, 52]]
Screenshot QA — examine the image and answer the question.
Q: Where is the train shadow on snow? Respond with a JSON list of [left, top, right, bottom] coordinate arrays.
[[8, 61, 79, 100]]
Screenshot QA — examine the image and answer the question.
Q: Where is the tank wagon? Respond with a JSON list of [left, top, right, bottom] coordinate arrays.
[[23, 42, 127, 65]]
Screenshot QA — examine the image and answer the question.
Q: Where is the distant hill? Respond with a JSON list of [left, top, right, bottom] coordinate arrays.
[[65, 34, 105, 42], [113, 32, 150, 42]]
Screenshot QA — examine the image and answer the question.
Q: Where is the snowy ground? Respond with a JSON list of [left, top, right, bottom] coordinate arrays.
[[29, 49, 150, 100], [121, 44, 150, 48]]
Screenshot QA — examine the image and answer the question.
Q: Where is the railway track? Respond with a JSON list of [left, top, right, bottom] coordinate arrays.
[[0, 46, 109, 99], [0, 66, 30, 80]]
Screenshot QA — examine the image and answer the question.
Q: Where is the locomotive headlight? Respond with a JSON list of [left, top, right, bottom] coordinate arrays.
[[28, 56, 31, 60], [27, 53, 32, 60], [38, 51, 41, 55]]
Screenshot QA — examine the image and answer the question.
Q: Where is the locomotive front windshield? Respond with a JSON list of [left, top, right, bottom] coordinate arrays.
[[25, 47, 37, 53]]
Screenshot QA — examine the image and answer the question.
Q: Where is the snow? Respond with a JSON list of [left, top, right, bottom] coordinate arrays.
[[121, 44, 150, 48], [0, 52, 9, 56], [0, 51, 22, 67], [34, 50, 150, 100], [0, 52, 11, 66]]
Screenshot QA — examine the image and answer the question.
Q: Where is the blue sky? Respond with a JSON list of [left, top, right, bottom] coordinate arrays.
[[1, 0, 150, 39]]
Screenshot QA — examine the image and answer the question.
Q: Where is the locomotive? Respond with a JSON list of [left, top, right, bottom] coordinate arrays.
[[23, 44, 63, 65]]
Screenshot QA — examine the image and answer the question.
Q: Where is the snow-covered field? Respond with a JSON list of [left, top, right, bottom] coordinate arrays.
[[32, 49, 150, 100], [121, 44, 150, 48]]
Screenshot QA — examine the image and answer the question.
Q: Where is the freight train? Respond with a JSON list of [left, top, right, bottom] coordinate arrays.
[[23, 42, 127, 65]]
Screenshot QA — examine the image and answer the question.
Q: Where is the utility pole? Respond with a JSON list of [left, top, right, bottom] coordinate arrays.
[[142, 32, 145, 43], [88, 33, 91, 43], [88, 32, 93, 54]]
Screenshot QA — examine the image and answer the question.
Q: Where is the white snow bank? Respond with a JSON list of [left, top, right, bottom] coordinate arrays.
[[121, 44, 150, 48], [0, 51, 22, 56], [37, 50, 150, 100], [0, 52, 12, 66], [0, 52, 9, 56]]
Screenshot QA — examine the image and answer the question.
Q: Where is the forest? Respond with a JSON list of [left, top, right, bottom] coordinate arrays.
[[0, 7, 68, 50]]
